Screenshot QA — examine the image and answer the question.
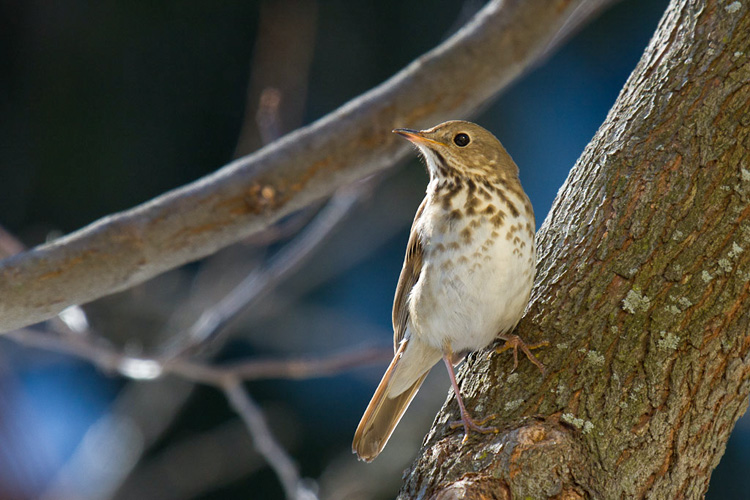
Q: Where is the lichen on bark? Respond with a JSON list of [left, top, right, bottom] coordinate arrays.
[[400, 0, 750, 498]]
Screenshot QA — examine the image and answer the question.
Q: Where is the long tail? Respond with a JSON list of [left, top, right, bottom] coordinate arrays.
[[352, 339, 439, 462]]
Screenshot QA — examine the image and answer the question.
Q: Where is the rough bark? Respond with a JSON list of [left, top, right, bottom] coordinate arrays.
[[0, 0, 617, 334], [400, 0, 750, 498]]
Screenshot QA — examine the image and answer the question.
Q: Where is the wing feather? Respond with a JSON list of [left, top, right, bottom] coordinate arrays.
[[392, 197, 427, 348]]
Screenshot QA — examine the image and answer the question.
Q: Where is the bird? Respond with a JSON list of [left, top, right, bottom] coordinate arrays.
[[352, 120, 545, 462]]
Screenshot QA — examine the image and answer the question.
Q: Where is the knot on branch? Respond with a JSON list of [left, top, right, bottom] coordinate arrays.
[[431, 476, 510, 500], [406, 421, 591, 499]]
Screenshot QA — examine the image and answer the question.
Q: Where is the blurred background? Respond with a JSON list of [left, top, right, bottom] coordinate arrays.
[[1, 0, 748, 499]]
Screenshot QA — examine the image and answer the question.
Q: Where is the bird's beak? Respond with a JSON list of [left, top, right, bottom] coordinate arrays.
[[393, 128, 444, 147]]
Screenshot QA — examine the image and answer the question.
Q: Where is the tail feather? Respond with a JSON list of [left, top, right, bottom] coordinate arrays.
[[352, 340, 438, 462]]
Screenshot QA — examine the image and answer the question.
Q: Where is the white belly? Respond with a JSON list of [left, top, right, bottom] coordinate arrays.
[[408, 188, 535, 354]]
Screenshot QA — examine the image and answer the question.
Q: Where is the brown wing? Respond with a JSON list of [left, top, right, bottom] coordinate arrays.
[[392, 197, 427, 348]]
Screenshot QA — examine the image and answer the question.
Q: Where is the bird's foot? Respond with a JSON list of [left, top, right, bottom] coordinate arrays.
[[449, 412, 498, 442], [494, 334, 549, 374]]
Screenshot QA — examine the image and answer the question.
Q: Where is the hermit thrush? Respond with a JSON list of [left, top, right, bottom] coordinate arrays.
[[352, 120, 544, 462]]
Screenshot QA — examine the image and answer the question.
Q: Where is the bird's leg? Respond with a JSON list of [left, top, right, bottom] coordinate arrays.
[[442, 353, 497, 441], [494, 333, 548, 374]]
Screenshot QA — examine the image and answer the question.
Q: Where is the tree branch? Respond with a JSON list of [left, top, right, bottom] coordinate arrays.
[[168, 182, 367, 357], [0, 0, 617, 333], [9, 327, 392, 386], [400, 0, 750, 497], [222, 379, 317, 500], [13, 325, 390, 499]]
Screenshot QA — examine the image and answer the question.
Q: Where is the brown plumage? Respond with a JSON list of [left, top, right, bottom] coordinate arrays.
[[352, 121, 543, 462]]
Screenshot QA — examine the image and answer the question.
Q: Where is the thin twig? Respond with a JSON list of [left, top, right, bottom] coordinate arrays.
[[256, 87, 284, 147], [8, 327, 392, 386], [10, 327, 390, 500], [170, 182, 369, 357], [222, 378, 318, 500], [234, 0, 318, 157], [172, 346, 393, 384], [0, 224, 25, 258], [111, 421, 265, 500]]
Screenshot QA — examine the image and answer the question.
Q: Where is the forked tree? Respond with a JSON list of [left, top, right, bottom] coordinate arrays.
[[0, 0, 748, 498]]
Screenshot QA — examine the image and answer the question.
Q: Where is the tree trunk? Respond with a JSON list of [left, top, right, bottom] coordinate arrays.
[[400, 0, 750, 498]]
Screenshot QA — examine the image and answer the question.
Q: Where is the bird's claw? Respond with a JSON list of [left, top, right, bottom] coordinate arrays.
[[494, 334, 549, 374], [449, 413, 499, 441]]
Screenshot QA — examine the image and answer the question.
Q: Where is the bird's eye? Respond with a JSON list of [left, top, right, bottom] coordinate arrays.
[[453, 133, 470, 147]]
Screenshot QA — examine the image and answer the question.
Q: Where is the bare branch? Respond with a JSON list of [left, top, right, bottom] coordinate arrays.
[[0, 224, 24, 257], [222, 378, 317, 500], [0, 0, 617, 333], [169, 182, 367, 356], [235, 0, 318, 155], [9, 327, 392, 385], [112, 421, 266, 500], [0, 224, 94, 337], [14, 327, 390, 499], [177, 345, 392, 384]]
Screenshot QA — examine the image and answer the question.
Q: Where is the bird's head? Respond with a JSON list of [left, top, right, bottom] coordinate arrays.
[[394, 120, 518, 180]]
